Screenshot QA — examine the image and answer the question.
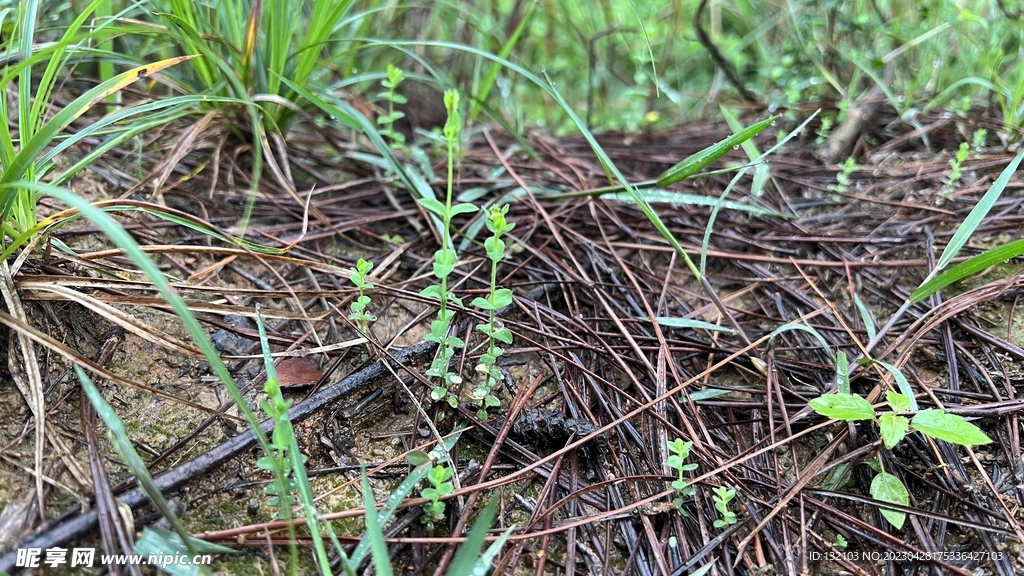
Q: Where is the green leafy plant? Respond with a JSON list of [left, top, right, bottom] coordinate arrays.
[[253, 307, 303, 567], [834, 533, 848, 550], [665, 438, 698, 507], [420, 464, 455, 529], [711, 486, 738, 528], [470, 204, 515, 418], [254, 306, 338, 574], [0, 1, 195, 257], [829, 157, 858, 196], [420, 90, 477, 407], [943, 141, 971, 193], [376, 64, 408, 150], [972, 129, 988, 153], [815, 116, 834, 146], [348, 258, 377, 336], [809, 383, 990, 529], [355, 444, 512, 576]]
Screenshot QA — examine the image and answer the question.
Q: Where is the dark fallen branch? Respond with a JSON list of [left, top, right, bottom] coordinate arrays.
[[0, 340, 435, 573], [0, 283, 556, 573]]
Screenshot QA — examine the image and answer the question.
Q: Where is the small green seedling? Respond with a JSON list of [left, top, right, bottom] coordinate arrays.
[[665, 438, 698, 508], [471, 204, 515, 418], [348, 258, 376, 335], [829, 156, 857, 197], [833, 533, 848, 550], [972, 129, 988, 153], [376, 64, 408, 150], [943, 141, 970, 193], [809, 375, 991, 529], [711, 486, 738, 528], [421, 90, 476, 407], [420, 464, 455, 529], [815, 115, 834, 146]]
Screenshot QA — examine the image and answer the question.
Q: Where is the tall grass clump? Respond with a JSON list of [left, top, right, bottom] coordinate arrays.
[[0, 0, 195, 255]]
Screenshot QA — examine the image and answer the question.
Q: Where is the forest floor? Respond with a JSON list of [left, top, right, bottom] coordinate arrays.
[[2, 102, 1024, 576]]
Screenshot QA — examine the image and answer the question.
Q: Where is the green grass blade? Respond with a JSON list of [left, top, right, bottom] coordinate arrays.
[[76, 367, 211, 575], [349, 431, 462, 567], [720, 106, 762, 164], [0, 56, 194, 186], [935, 150, 1024, 271], [648, 317, 735, 333], [655, 116, 775, 186], [361, 473, 394, 576], [911, 237, 1024, 304], [607, 190, 785, 217], [446, 496, 505, 576], [11, 180, 279, 521], [768, 322, 834, 362], [853, 289, 877, 342], [856, 358, 918, 411], [468, 1, 535, 124]]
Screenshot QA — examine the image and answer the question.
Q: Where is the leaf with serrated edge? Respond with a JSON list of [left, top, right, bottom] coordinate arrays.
[[911, 409, 992, 446], [879, 413, 909, 450], [808, 393, 875, 421], [886, 390, 911, 413]]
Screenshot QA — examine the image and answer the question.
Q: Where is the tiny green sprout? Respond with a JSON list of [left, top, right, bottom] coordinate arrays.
[[829, 156, 857, 197], [972, 129, 988, 153], [348, 258, 376, 336], [376, 63, 408, 150], [420, 464, 454, 529], [815, 115, 834, 146], [443, 90, 462, 145], [943, 141, 971, 194], [711, 486, 738, 528], [471, 204, 516, 418], [834, 533, 848, 550], [665, 438, 699, 507]]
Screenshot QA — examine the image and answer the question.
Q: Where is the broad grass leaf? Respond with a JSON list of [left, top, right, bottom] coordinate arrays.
[[655, 116, 775, 186], [935, 150, 1024, 271], [650, 317, 734, 333], [911, 237, 1024, 304]]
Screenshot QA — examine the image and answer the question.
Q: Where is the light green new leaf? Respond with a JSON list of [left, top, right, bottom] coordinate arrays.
[[870, 472, 908, 529], [879, 413, 909, 449], [885, 390, 911, 413], [911, 409, 992, 446], [808, 393, 875, 421]]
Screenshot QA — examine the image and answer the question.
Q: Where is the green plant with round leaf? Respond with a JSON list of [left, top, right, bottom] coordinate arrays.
[[470, 204, 515, 418]]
